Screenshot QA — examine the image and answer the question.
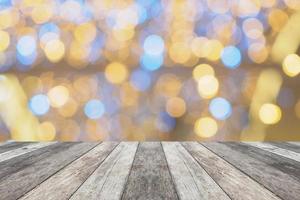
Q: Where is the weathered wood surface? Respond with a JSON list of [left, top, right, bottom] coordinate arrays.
[[0, 142, 299, 200]]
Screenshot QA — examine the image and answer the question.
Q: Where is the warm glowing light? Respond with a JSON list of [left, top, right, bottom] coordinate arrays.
[[0, 30, 10, 52], [194, 117, 218, 138], [38, 121, 56, 141], [166, 97, 186, 118], [259, 103, 282, 125], [44, 39, 65, 63], [282, 54, 300, 77], [74, 22, 97, 44], [197, 75, 219, 99], [105, 62, 128, 84], [193, 64, 215, 80], [48, 86, 70, 108]]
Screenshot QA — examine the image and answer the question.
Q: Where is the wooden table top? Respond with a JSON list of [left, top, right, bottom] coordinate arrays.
[[0, 142, 299, 200]]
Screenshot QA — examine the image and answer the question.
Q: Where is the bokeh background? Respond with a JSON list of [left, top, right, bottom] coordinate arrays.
[[0, 0, 300, 141]]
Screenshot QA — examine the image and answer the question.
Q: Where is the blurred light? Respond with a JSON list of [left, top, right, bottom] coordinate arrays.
[[259, 103, 282, 125], [248, 43, 268, 63], [166, 97, 186, 118], [74, 22, 97, 44], [197, 75, 219, 99], [141, 53, 163, 71], [156, 111, 176, 132], [37, 121, 56, 141], [17, 51, 37, 66], [48, 85, 69, 108], [16, 35, 36, 57], [221, 46, 241, 69], [243, 18, 264, 39], [84, 99, 105, 119], [130, 69, 151, 91], [58, 98, 78, 117], [31, 4, 53, 24], [29, 94, 50, 116], [295, 100, 300, 119], [44, 39, 65, 63], [284, 0, 300, 10], [207, 0, 230, 14], [143, 34, 164, 55], [169, 42, 191, 64], [193, 64, 215, 80], [0, 30, 9, 52], [282, 54, 300, 77], [268, 9, 288, 32], [194, 117, 218, 138], [105, 62, 128, 84], [209, 97, 232, 120]]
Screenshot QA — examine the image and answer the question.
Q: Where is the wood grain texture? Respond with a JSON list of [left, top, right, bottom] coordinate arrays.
[[183, 142, 280, 200], [175, 142, 230, 200], [269, 142, 300, 153], [20, 142, 118, 200], [0, 142, 97, 200], [0, 142, 33, 153], [0, 142, 55, 163], [121, 142, 178, 200], [203, 142, 300, 200], [245, 142, 300, 162], [163, 142, 230, 200], [96, 142, 138, 200]]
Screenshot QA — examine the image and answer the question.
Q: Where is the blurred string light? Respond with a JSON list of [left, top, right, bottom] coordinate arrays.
[[194, 117, 218, 138], [29, 94, 50, 116], [84, 99, 105, 119], [209, 97, 232, 120], [0, 0, 299, 141]]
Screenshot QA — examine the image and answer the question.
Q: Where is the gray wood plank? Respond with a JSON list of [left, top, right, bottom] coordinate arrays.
[[0, 142, 98, 200], [203, 142, 300, 200], [245, 142, 300, 162], [95, 142, 138, 200], [71, 142, 138, 200], [269, 142, 300, 154], [175, 142, 230, 200], [121, 142, 179, 200], [0, 142, 33, 154], [0, 142, 56, 163], [20, 142, 118, 200], [182, 142, 279, 200], [0, 142, 75, 179], [162, 142, 204, 200]]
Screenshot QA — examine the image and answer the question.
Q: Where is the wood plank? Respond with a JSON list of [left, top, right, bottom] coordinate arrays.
[[121, 142, 179, 200], [20, 142, 118, 200], [182, 142, 280, 200], [269, 142, 300, 154], [0, 142, 98, 200], [203, 142, 300, 200], [71, 142, 137, 200], [175, 142, 230, 200], [0, 142, 74, 179], [95, 142, 137, 200], [0, 142, 33, 154], [0, 142, 56, 163], [162, 142, 204, 200], [245, 142, 300, 162]]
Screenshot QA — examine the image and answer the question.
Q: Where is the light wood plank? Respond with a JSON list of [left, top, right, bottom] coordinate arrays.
[[0, 142, 56, 163], [20, 142, 118, 200], [0, 142, 97, 200], [176, 142, 230, 200], [121, 142, 178, 200], [203, 142, 300, 200], [0, 142, 33, 153], [269, 142, 300, 154], [183, 142, 280, 200], [97, 142, 138, 200], [245, 142, 300, 162], [162, 142, 202, 200], [287, 142, 300, 146]]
